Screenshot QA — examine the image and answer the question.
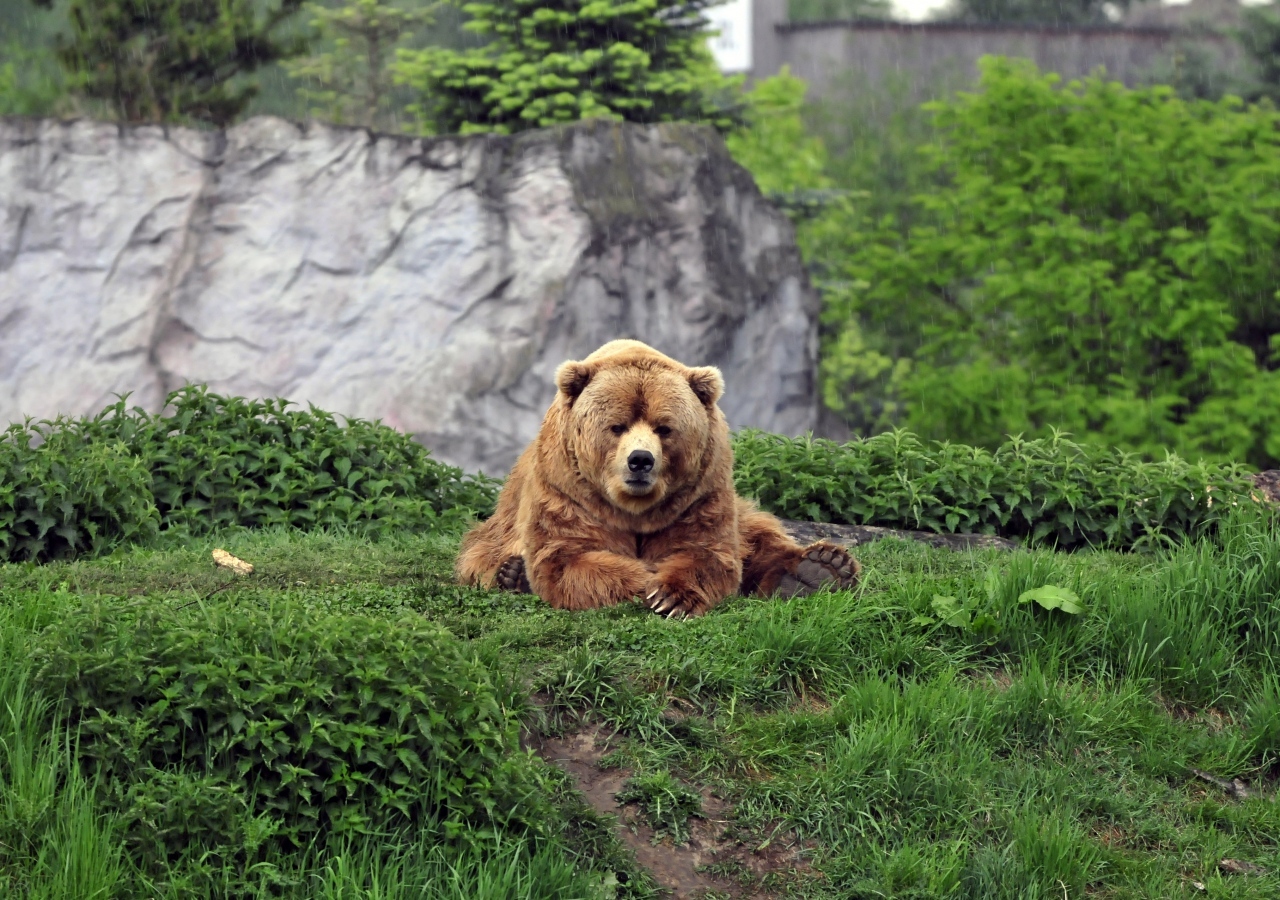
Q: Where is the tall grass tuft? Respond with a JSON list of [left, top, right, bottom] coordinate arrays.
[[0, 591, 124, 899]]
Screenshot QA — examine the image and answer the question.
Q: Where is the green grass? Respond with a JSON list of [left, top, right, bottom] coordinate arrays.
[[2, 510, 1279, 897]]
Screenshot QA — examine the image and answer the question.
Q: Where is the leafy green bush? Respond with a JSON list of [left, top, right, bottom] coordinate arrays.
[[0, 386, 499, 562], [823, 58, 1280, 469], [32, 598, 543, 889], [732, 428, 1257, 550], [393, 0, 740, 135], [102, 386, 498, 535], [0, 422, 159, 563]]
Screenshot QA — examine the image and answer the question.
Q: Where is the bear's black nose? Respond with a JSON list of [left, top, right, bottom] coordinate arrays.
[[627, 449, 655, 473]]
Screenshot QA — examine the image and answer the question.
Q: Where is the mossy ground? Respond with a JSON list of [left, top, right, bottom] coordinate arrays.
[[2, 513, 1279, 897]]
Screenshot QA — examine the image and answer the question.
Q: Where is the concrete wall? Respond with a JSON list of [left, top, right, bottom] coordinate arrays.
[[751, 0, 1245, 101]]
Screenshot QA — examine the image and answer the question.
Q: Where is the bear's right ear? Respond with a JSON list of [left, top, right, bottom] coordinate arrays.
[[555, 360, 595, 402]]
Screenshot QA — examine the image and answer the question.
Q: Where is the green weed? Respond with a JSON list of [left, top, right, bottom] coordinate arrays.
[[615, 770, 703, 845]]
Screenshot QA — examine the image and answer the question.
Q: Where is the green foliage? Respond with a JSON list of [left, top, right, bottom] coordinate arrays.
[[788, 0, 891, 22], [724, 66, 831, 199], [1136, 35, 1245, 103], [284, 0, 436, 129], [0, 421, 160, 564], [105, 386, 498, 535], [614, 770, 702, 844], [0, 386, 498, 563], [0, 603, 125, 899], [1242, 675, 1280, 762], [31, 0, 311, 126], [940, 0, 1127, 25], [30, 598, 540, 888], [1241, 4, 1280, 103], [731, 428, 1257, 551], [392, 0, 742, 135], [1017, 584, 1084, 615], [825, 58, 1280, 469], [0, 37, 69, 117], [725, 69, 940, 434]]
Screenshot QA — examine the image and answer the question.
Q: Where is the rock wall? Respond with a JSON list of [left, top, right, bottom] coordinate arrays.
[[0, 116, 819, 475]]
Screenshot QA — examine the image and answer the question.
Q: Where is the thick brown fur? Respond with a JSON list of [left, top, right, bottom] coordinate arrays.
[[455, 340, 860, 617]]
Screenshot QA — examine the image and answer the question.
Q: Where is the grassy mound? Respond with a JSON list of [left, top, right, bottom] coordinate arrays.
[[3, 510, 1278, 896], [31, 598, 542, 891]]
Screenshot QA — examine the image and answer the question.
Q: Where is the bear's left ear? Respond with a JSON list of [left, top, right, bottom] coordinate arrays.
[[555, 360, 596, 403], [687, 366, 724, 407]]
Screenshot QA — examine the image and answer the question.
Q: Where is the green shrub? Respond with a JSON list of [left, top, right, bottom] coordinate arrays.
[[100, 386, 498, 535], [32, 598, 543, 888], [732, 428, 1257, 550], [0, 421, 160, 563], [0, 386, 499, 563]]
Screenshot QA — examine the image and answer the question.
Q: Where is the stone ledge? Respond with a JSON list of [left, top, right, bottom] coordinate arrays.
[[781, 519, 1018, 553]]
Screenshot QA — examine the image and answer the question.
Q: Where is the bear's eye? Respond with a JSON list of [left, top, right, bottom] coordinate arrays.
[[609, 424, 627, 436], [654, 425, 672, 438]]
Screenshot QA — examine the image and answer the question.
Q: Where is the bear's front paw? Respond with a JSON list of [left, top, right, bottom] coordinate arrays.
[[644, 583, 705, 619], [496, 556, 533, 594], [775, 543, 861, 598]]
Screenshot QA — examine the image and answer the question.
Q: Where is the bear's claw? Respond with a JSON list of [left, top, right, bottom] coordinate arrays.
[[496, 556, 532, 594], [774, 543, 861, 599], [646, 586, 694, 619]]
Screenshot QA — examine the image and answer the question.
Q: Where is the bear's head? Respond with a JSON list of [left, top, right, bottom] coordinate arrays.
[[553, 340, 726, 516]]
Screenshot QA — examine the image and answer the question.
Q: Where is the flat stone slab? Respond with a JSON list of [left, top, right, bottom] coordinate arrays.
[[781, 518, 1018, 552]]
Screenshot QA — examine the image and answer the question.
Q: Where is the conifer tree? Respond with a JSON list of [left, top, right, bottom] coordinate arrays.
[[32, 0, 310, 126], [285, 0, 436, 130], [393, 0, 740, 135]]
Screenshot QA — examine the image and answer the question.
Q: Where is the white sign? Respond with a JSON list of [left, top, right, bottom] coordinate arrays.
[[707, 0, 753, 74]]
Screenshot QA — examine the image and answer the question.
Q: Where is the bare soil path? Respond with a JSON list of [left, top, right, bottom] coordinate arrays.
[[531, 728, 811, 899]]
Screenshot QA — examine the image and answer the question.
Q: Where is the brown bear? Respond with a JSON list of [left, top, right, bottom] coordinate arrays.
[[455, 340, 860, 617]]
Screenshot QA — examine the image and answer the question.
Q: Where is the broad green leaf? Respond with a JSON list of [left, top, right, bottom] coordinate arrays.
[[1017, 585, 1085, 615]]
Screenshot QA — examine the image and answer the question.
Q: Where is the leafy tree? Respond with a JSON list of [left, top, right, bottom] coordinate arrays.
[[724, 67, 831, 197], [825, 58, 1280, 469], [284, 0, 437, 130], [31, 0, 310, 126], [392, 0, 742, 135]]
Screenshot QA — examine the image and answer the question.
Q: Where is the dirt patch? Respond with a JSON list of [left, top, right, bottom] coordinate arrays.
[[531, 727, 812, 899]]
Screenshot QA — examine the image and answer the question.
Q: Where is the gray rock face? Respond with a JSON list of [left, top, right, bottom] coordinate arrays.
[[0, 117, 819, 475]]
